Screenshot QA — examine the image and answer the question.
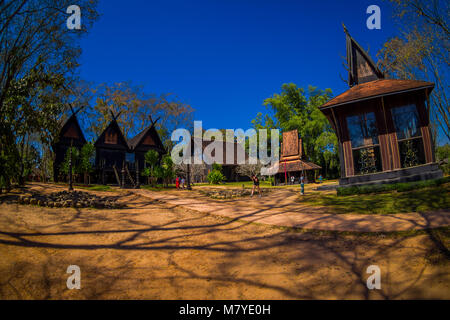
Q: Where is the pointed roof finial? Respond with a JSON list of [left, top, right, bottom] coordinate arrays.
[[342, 23, 349, 35], [149, 115, 160, 128]]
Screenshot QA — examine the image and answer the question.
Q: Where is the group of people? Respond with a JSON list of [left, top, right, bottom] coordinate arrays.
[[175, 176, 186, 189], [175, 173, 323, 195], [289, 174, 323, 185]]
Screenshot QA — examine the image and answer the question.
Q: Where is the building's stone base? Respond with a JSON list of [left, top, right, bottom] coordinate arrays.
[[339, 163, 443, 187]]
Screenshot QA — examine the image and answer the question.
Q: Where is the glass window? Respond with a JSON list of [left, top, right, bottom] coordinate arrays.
[[391, 104, 426, 168], [126, 153, 135, 164], [346, 112, 382, 175], [347, 112, 379, 148], [391, 104, 421, 140]]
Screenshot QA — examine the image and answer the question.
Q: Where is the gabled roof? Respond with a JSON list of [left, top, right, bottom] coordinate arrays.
[[344, 26, 384, 86], [54, 114, 86, 145], [320, 79, 434, 110], [189, 137, 248, 165], [94, 119, 129, 149], [128, 125, 165, 151], [277, 160, 322, 173]]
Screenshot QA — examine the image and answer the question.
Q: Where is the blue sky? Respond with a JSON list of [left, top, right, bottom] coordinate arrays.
[[79, 0, 397, 130]]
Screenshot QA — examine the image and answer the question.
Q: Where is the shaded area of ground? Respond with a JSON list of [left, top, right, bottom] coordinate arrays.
[[0, 183, 448, 299], [131, 188, 450, 232]]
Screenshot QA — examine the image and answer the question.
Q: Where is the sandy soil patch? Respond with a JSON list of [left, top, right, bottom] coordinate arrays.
[[0, 187, 448, 299]]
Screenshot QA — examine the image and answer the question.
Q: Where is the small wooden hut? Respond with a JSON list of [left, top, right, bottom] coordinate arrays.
[[274, 129, 321, 185], [318, 27, 442, 186]]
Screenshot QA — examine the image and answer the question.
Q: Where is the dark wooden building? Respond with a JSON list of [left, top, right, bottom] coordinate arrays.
[[187, 137, 249, 182], [52, 111, 86, 182], [94, 114, 166, 186], [94, 115, 130, 185], [318, 28, 442, 186], [128, 122, 167, 173], [274, 129, 321, 185]]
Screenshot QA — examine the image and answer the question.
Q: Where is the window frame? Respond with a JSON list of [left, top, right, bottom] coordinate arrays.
[[390, 103, 426, 168], [345, 110, 383, 176]]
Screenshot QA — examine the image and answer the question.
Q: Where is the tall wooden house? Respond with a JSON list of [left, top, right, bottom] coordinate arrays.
[[94, 113, 166, 186], [318, 27, 442, 186], [94, 112, 131, 185], [128, 119, 167, 173], [52, 110, 86, 182]]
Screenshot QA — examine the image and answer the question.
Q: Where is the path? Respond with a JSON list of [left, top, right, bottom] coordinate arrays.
[[132, 188, 450, 232]]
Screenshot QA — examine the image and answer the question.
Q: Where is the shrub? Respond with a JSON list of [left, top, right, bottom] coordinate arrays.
[[212, 163, 222, 172], [207, 170, 225, 184], [337, 176, 450, 196]]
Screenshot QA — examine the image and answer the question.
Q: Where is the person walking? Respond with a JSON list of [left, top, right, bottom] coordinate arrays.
[[251, 175, 262, 197], [300, 174, 305, 195], [290, 175, 295, 185], [181, 177, 186, 189], [175, 176, 180, 189]]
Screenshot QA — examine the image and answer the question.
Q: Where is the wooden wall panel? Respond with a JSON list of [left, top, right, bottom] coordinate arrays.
[[421, 127, 433, 163], [338, 114, 354, 177]]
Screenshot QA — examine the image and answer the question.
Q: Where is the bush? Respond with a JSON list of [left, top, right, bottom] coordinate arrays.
[[212, 163, 222, 172], [207, 170, 225, 184], [337, 176, 450, 196]]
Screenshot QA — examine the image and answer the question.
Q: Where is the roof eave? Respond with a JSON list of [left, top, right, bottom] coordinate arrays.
[[319, 84, 434, 111]]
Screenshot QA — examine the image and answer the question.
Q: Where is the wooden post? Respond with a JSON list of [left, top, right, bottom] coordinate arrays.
[[101, 159, 105, 185], [136, 160, 140, 188], [121, 161, 125, 188], [187, 163, 192, 190], [68, 140, 74, 191]]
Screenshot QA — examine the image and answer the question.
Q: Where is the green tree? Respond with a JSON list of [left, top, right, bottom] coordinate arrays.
[[142, 150, 160, 187], [85, 82, 194, 143], [79, 143, 95, 185], [0, 1, 99, 189], [60, 147, 80, 181], [160, 155, 175, 187], [377, 0, 449, 143], [436, 144, 450, 174]]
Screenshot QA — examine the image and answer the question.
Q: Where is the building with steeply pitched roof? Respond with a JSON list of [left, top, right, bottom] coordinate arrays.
[[274, 129, 321, 185], [52, 112, 87, 182], [93, 113, 166, 186], [318, 27, 442, 187]]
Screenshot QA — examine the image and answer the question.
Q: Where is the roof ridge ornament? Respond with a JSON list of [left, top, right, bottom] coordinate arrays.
[[343, 24, 384, 87]]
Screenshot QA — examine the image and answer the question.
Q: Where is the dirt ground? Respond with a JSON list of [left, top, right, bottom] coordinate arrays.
[[0, 184, 449, 299]]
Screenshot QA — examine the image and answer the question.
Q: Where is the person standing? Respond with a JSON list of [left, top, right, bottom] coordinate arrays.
[[251, 175, 262, 197], [175, 176, 180, 189], [290, 175, 295, 185], [300, 174, 305, 195], [181, 177, 186, 189]]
